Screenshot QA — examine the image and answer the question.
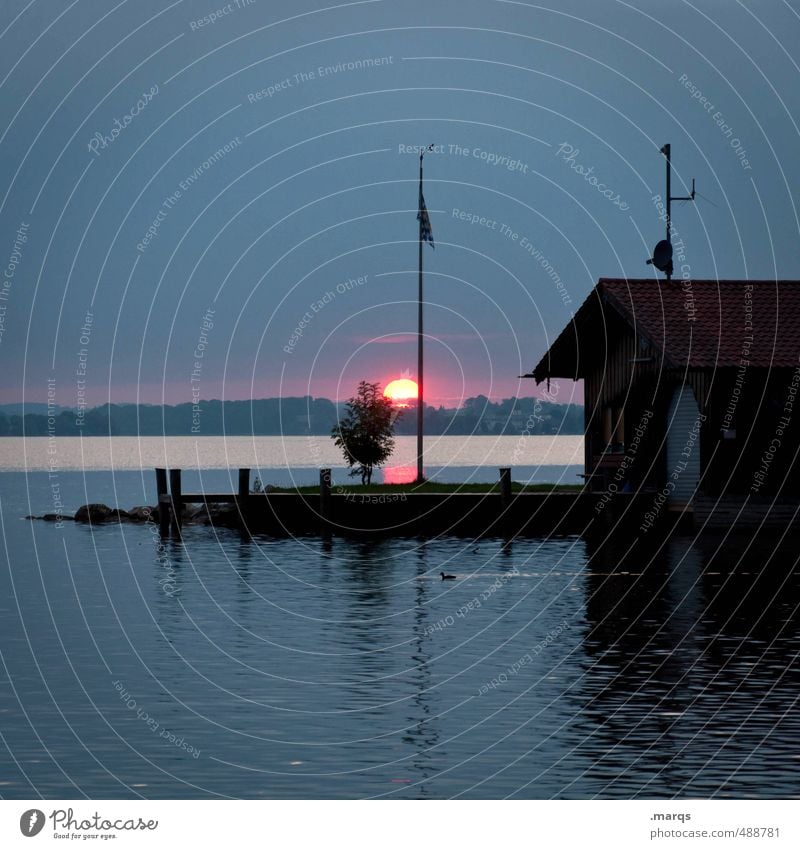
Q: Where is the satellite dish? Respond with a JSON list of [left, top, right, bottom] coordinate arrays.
[[646, 239, 673, 275]]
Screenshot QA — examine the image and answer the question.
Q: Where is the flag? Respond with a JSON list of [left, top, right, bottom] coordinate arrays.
[[418, 190, 434, 249]]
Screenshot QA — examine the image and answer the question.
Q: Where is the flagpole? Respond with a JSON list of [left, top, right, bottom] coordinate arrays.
[[416, 150, 425, 484]]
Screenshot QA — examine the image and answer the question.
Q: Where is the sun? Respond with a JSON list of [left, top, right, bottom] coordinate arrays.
[[384, 378, 418, 407]]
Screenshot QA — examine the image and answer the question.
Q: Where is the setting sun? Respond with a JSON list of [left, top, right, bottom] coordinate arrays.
[[384, 378, 418, 406]]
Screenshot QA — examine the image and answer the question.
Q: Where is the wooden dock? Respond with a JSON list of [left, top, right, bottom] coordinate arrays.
[[153, 467, 662, 539]]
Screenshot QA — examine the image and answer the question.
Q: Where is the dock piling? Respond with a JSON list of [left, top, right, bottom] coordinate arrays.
[[499, 467, 512, 510], [320, 468, 332, 535], [238, 468, 250, 499], [155, 468, 167, 498], [158, 494, 172, 537], [169, 469, 182, 530]]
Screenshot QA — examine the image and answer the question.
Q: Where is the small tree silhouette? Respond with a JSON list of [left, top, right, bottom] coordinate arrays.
[[332, 381, 398, 485]]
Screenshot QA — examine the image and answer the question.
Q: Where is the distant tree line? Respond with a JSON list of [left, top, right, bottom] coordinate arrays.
[[393, 395, 583, 436], [0, 396, 583, 437]]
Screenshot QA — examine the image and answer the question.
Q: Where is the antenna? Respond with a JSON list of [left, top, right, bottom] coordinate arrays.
[[647, 143, 696, 280]]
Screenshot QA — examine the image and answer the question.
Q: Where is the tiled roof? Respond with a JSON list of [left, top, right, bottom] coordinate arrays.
[[532, 279, 800, 380]]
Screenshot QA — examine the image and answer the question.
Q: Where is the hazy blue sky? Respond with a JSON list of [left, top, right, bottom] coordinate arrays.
[[1, 0, 798, 407]]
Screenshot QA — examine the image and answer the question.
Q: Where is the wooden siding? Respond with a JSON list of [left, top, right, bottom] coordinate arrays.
[[694, 494, 800, 528]]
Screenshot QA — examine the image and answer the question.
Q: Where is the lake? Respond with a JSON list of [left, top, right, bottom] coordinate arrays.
[[0, 434, 584, 486], [1, 436, 798, 799]]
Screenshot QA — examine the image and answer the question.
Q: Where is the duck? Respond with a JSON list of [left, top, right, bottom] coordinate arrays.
[[440, 571, 457, 581]]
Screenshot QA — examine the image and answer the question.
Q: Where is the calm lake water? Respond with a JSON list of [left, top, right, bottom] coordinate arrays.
[[1, 438, 798, 799], [0, 434, 584, 485]]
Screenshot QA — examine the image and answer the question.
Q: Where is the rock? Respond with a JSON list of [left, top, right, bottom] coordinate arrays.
[[127, 506, 155, 523], [71, 502, 239, 527], [74, 503, 114, 523], [186, 503, 240, 527], [186, 504, 214, 525], [25, 514, 73, 521]]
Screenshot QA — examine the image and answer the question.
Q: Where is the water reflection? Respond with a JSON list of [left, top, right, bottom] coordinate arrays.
[[381, 466, 417, 485], [2, 506, 799, 798], [579, 533, 800, 797], [400, 544, 439, 797]]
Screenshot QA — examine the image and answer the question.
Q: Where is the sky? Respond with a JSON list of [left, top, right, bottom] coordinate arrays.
[[1, 0, 799, 408]]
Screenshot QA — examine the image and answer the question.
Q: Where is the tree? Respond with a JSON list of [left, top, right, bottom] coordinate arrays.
[[331, 381, 397, 485]]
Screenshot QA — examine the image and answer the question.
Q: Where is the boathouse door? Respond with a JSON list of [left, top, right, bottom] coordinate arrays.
[[666, 385, 702, 505]]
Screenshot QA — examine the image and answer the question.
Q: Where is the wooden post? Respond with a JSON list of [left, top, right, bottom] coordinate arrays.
[[238, 468, 250, 499], [169, 468, 182, 530], [158, 494, 172, 537], [499, 467, 513, 541], [499, 467, 512, 510], [237, 468, 251, 536], [156, 469, 169, 536], [320, 468, 332, 534]]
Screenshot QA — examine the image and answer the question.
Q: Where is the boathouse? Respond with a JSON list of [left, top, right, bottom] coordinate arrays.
[[530, 278, 800, 526]]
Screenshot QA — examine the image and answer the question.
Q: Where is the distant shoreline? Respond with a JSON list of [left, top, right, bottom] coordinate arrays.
[[0, 396, 584, 437]]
